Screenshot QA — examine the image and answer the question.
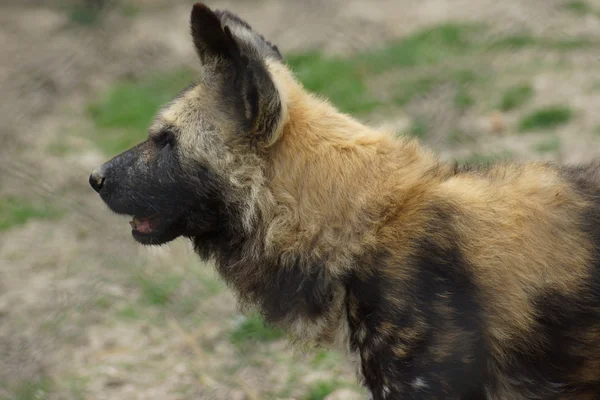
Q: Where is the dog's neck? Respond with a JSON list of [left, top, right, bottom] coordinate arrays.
[[260, 68, 446, 267], [191, 65, 448, 344]]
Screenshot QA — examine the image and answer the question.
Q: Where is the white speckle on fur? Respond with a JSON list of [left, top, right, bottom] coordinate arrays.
[[411, 377, 428, 390], [356, 324, 367, 342], [372, 334, 384, 349], [381, 385, 391, 398]]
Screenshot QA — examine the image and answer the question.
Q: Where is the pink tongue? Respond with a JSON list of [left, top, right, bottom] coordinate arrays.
[[136, 219, 153, 233]]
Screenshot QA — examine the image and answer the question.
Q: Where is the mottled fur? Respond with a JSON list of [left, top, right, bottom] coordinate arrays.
[[90, 4, 600, 399]]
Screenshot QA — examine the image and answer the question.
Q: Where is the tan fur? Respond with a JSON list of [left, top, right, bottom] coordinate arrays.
[[438, 165, 592, 356], [263, 61, 440, 270]]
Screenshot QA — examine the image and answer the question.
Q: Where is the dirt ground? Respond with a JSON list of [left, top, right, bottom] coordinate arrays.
[[2, 0, 600, 399]]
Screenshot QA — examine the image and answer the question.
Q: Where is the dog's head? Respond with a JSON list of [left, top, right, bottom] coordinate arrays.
[[89, 3, 288, 245]]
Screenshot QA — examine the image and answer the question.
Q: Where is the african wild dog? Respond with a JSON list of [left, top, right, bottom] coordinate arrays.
[[89, 3, 600, 399]]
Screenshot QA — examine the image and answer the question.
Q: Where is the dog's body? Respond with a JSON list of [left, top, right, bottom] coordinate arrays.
[[89, 4, 600, 398]]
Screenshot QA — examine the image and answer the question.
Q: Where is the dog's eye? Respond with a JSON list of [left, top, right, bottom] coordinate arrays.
[[152, 130, 175, 148]]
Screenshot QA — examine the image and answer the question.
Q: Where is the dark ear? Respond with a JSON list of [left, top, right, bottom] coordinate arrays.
[[189, 3, 284, 143], [190, 3, 240, 64]]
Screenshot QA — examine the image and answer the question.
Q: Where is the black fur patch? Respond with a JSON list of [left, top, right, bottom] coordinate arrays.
[[346, 205, 488, 399], [190, 4, 233, 64], [258, 257, 336, 323], [193, 226, 339, 326]]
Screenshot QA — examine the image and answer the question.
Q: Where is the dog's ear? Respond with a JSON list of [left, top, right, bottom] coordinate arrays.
[[189, 3, 285, 144], [190, 3, 242, 65]]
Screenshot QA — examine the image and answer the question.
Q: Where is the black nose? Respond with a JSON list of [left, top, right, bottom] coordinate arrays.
[[89, 168, 105, 193]]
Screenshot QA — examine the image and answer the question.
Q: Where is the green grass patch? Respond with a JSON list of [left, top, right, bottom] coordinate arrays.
[[408, 117, 429, 138], [67, 3, 103, 26], [361, 24, 482, 73], [534, 136, 561, 153], [454, 87, 474, 110], [119, 3, 139, 18], [287, 24, 481, 113], [94, 296, 113, 310], [489, 34, 593, 50], [0, 198, 62, 231], [589, 80, 600, 92], [448, 129, 475, 144], [116, 304, 141, 319], [393, 69, 479, 109], [88, 68, 195, 155], [311, 349, 343, 369], [519, 105, 573, 131], [61, 376, 89, 400], [499, 84, 534, 111], [286, 52, 380, 114], [136, 274, 183, 306], [453, 69, 477, 110], [198, 275, 224, 296], [66, 1, 138, 27], [13, 378, 53, 400], [46, 138, 72, 156], [454, 69, 478, 84], [304, 380, 343, 400], [229, 313, 284, 346], [393, 77, 441, 106], [489, 35, 539, 49], [187, 262, 225, 297], [564, 0, 593, 15]]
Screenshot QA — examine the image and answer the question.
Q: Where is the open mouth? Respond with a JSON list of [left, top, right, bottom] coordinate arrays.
[[127, 213, 182, 245], [129, 214, 162, 235]]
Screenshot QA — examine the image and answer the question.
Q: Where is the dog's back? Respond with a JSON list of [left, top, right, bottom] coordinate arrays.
[[346, 159, 600, 398]]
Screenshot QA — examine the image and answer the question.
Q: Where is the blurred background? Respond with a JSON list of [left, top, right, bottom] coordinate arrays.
[[2, 0, 600, 399]]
